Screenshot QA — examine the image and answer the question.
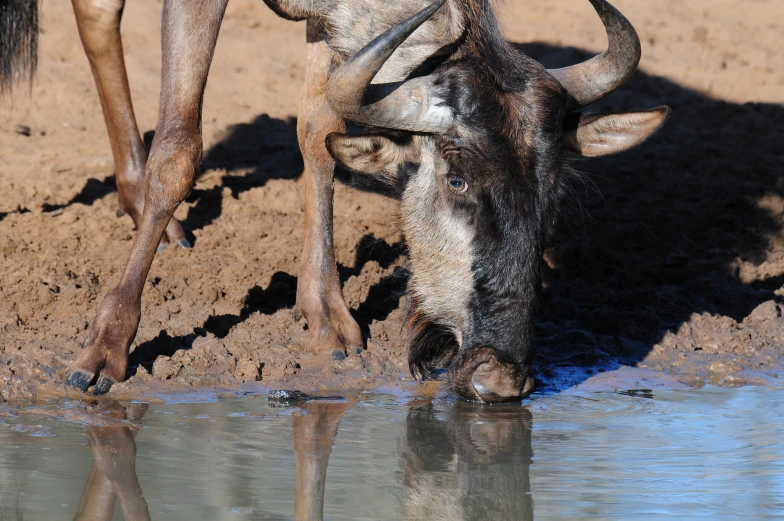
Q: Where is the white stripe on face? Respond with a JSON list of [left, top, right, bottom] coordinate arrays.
[[401, 137, 475, 338]]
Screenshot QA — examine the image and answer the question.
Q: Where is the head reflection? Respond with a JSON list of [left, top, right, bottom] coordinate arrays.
[[399, 402, 534, 521], [73, 403, 150, 521]]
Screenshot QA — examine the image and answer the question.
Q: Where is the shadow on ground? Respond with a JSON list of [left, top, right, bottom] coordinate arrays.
[[516, 43, 784, 391], [128, 233, 407, 373], [184, 114, 304, 235]]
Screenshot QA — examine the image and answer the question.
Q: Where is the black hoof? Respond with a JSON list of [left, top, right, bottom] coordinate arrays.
[[92, 375, 115, 396], [67, 370, 95, 392], [176, 238, 192, 249]]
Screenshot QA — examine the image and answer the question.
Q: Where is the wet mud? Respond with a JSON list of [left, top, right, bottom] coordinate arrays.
[[1, 0, 783, 402]]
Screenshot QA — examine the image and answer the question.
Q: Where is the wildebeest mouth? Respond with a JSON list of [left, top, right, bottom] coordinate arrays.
[[406, 303, 535, 403], [448, 347, 535, 403]]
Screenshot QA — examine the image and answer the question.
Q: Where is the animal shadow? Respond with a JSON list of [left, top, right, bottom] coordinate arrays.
[[513, 43, 784, 392], [182, 114, 303, 237], [345, 235, 409, 341], [40, 176, 118, 214], [128, 234, 407, 373], [26, 114, 300, 229], [128, 271, 297, 373]]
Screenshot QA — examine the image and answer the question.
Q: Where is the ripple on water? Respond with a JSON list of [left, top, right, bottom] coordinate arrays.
[[10, 424, 55, 437]]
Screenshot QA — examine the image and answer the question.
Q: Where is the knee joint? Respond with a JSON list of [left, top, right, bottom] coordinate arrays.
[[73, 0, 124, 29], [145, 135, 201, 212]]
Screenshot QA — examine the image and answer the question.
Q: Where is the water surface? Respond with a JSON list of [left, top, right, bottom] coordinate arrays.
[[1, 386, 783, 520]]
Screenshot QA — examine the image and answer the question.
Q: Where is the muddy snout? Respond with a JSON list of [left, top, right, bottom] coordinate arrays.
[[451, 347, 535, 403]]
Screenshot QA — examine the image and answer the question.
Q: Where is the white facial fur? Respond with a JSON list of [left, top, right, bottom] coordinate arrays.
[[400, 137, 475, 339]]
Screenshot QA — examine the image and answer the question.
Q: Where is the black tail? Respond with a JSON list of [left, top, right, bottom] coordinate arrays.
[[0, 0, 39, 93]]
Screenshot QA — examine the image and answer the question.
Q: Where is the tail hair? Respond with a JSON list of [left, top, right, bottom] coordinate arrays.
[[0, 0, 39, 93]]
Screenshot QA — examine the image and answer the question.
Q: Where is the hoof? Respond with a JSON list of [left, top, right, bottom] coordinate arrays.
[[293, 307, 303, 322], [66, 370, 95, 392], [175, 238, 192, 249], [92, 375, 116, 396], [156, 243, 168, 254], [116, 208, 126, 218]]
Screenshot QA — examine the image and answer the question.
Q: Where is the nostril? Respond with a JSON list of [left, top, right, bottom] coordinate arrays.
[[471, 360, 529, 403], [450, 347, 535, 403]]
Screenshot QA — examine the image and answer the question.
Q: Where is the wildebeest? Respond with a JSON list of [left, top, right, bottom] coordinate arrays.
[[1, 0, 668, 401]]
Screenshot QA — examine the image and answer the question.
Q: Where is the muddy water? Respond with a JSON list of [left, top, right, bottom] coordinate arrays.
[[1, 387, 783, 520]]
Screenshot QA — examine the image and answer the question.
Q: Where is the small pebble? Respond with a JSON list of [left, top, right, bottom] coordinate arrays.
[[268, 389, 345, 407]]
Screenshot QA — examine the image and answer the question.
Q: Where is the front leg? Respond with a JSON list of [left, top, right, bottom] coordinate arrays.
[[296, 22, 364, 356], [66, 0, 229, 394], [72, 0, 187, 248]]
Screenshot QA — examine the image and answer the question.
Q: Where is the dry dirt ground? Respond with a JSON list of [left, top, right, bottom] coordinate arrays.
[[1, 0, 783, 403]]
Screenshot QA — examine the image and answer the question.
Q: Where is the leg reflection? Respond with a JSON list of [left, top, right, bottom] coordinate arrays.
[[74, 403, 150, 521], [292, 401, 350, 521], [399, 402, 534, 521]]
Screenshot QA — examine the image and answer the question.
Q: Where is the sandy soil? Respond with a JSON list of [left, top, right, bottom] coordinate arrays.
[[1, 0, 782, 403]]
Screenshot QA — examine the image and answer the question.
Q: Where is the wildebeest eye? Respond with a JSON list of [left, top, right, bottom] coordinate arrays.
[[447, 175, 468, 194]]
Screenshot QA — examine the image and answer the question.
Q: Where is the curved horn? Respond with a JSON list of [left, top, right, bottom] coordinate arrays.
[[548, 0, 641, 108], [326, 0, 453, 133]]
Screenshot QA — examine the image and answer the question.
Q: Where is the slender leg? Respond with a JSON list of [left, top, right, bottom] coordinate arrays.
[[66, 0, 229, 394], [293, 401, 350, 521], [72, 0, 187, 248], [296, 21, 364, 355], [82, 426, 151, 521], [74, 405, 150, 521], [73, 462, 117, 521]]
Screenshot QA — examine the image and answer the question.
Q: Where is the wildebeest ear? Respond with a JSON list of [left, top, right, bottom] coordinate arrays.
[[325, 133, 412, 176], [563, 106, 670, 157]]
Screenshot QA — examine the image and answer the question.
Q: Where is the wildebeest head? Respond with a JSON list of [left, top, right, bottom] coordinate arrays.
[[400, 402, 534, 519], [325, 0, 669, 402]]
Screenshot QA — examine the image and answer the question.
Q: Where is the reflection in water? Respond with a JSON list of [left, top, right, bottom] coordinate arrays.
[[73, 403, 150, 521], [6, 388, 783, 520], [290, 400, 534, 521], [292, 400, 351, 521], [70, 399, 532, 520], [400, 403, 534, 521]]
